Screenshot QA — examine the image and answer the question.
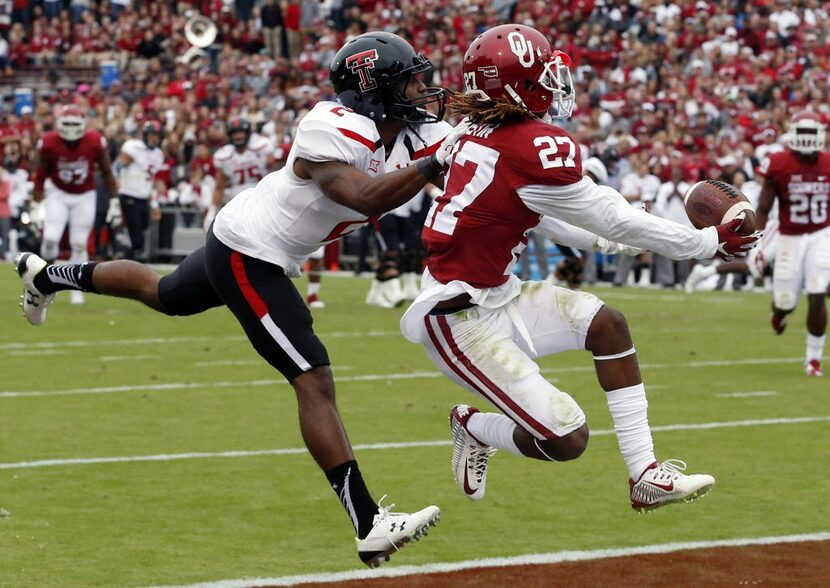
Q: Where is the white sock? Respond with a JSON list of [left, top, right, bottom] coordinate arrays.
[[466, 412, 523, 456], [806, 333, 826, 362], [307, 282, 320, 297], [605, 383, 655, 480]]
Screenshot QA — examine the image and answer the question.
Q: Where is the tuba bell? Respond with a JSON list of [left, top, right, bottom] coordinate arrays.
[[178, 15, 217, 67]]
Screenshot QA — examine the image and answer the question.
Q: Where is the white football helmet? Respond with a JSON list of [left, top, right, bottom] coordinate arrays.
[[785, 111, 826, 155], [56, 105, 86, 142]]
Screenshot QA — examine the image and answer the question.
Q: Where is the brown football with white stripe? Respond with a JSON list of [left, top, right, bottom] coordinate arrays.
[[684, 179, 757, 236]]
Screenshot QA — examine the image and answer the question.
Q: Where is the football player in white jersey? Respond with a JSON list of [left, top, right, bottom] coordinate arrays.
[[16, 31, 467, 568], [115, 120, 166, 265], [203, 118, 275, 229]]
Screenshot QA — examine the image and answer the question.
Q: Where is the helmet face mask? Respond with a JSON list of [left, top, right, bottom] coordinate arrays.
[[142, 120, 164, 148], [57, 105, 86, 142], [227, 117, 251, 148], [786, 112, 826, 155], [462, 24, 575, 119], [330, 32, 446, 124]]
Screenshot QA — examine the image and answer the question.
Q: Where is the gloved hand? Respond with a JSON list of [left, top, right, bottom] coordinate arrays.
[[715, 218, 762, 260], [595, 236, 643, 256], [431, 118, 473, 168], [26, 200, 45, 230], [202, 204, 218, 231], [105, 198, 122, 226]]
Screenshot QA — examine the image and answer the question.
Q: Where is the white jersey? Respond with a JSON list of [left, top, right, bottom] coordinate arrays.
[[213, 101, 385, 272], [118, 139, 164, 199], [386, 121, 452, 217], [213, 134, 274, 201]]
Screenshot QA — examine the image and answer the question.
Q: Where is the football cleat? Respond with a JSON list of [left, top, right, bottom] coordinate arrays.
[[69, 290, 85, 305], [630, 459, 715, 513], [15, 252, 55, 326], [450, 404, 497, 501], [356, 496, 440, 568], [684, 263, 716, 294], [805, 359, 823, 377], [307, 293, 325, 309], [771, 312, 787, 335]]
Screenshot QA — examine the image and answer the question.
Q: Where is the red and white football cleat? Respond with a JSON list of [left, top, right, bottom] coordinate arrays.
[[307, 293, 325, 309], [450, 404, 496, 501], [805, 359, 823, 377], [630, 460, 715, 513], [770, 312, 787, 335]]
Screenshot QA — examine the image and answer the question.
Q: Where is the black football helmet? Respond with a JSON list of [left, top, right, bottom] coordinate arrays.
[[227, 117, 252, 148], [330, 31, 446, 124], [142, 120, 164, 148]]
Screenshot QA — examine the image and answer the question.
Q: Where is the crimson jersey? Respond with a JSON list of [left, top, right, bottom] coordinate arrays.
[[37, 130, 107, 194], [759, 150, 830, 235], [423, 119, 582, 288]]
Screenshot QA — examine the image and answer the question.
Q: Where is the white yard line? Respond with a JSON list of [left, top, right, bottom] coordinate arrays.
[[717, 391, 780, 398], [0, 331, 398, 352], [2, 415, 827, 470], [146, 531, 830, 588], [0, 356, 813, 398]]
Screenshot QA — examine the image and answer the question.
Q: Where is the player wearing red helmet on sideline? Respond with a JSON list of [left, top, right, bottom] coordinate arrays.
[[756, 111, 830, 376], [114, 119, 165, 263], [31, 104, 118, 305], [401, 24, 759, 513]]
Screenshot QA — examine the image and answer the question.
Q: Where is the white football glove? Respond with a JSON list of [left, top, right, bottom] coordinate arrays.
[[105, 198, 122, 226], [202, 204, 218, 231], [432, 118, 472, 168], [595, 236, 643, 257], [27, 200, 45, 229]]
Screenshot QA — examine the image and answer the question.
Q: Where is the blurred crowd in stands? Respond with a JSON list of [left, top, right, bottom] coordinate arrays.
[[1, 0, 829, 284]]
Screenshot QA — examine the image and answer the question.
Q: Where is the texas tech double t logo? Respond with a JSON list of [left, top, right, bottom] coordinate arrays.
[[346, 49, 380, 92]]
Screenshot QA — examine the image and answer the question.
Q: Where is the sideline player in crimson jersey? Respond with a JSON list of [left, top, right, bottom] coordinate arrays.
[[401, 24, 759, 513], [756, 111, 830, 377], [16, 31, 463, 568], [32, 105, 118, 304]]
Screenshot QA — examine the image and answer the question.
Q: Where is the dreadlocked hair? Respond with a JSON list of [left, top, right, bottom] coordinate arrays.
[[449, 91, 537, 126]]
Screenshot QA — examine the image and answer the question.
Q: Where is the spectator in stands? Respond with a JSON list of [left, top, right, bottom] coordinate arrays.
[[259, 0, 283, 59], [652, 166, 694, 288]]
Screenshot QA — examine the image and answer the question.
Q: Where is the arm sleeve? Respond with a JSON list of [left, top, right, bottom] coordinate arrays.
[[518, 177, 718, 260], [534, 215, 601, 251]]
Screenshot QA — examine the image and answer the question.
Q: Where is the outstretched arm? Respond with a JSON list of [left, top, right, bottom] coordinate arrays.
[[519, 177, 719, 260]]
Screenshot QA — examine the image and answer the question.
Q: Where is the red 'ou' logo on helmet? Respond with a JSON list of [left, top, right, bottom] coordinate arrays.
[[346, 49, 380, 92]]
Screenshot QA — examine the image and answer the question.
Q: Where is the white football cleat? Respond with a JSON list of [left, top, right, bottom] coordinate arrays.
[[356, 497, 440, 568], [401, 272, 421, 300], [450, 404, 496, 501], [684, 263, 717, 294], [15, 252, 55, 326], [69, 290, 85, 305], [630, 459, 715, 512], [365, 279, 395, 308]]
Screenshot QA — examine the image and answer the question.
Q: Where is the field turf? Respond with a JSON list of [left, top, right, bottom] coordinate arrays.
[[0, 266, 827, 587]]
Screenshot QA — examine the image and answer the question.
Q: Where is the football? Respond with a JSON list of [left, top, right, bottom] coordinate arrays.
[[684, 179, 757, 235]]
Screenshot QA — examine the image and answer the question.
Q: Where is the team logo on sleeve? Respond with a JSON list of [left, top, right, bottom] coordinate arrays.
[[346, 49, 380, 92]]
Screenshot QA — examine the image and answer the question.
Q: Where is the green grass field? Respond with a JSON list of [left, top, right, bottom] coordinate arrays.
[[1, 266, 827, 587]]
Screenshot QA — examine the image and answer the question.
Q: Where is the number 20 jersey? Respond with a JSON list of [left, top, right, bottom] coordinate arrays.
[[759, 150, 830, 235], [422, 119, 582, 288], [37, 130, 107, 194]]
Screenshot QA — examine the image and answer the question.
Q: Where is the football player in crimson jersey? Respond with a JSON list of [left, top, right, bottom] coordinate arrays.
[[756, 112, 830, 377], [16, 31, 462, 567], [400, 24, 759, 512], [31, 105, 118, 304]]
